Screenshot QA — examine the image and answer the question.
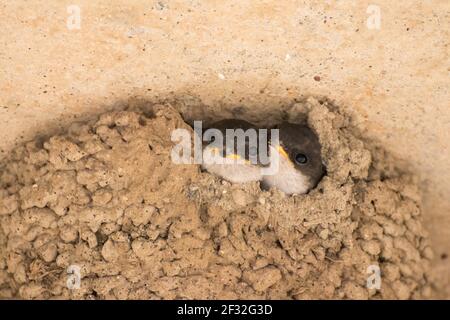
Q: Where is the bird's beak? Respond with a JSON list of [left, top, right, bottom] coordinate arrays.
[[275, 145, 293, 165], [206, 146, 251, 164]]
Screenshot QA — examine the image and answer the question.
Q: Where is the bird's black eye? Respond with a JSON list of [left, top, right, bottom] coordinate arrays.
[[209, 136, 215, 142], [294, 153, 308, 165]]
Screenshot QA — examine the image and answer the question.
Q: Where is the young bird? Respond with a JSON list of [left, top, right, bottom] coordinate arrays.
[[201, 119, 324, 195], [261, 122, 324, 194]]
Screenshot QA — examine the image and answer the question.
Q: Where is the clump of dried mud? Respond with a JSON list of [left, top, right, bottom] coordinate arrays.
[[0, 99, 433, 299]]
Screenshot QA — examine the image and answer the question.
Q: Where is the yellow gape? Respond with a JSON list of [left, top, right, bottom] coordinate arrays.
[[275, 145, 294, 166], [207, 146, 251, 164]]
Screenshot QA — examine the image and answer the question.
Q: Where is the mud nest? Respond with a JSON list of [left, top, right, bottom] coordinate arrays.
[[0, 98, 433, 299]]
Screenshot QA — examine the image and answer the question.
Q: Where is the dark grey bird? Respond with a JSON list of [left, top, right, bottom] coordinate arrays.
[[201, 119, 324, 195]]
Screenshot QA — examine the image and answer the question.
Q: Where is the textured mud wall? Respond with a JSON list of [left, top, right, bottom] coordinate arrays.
[[0, 1, 449, 297], [0, 101, 433, 299]]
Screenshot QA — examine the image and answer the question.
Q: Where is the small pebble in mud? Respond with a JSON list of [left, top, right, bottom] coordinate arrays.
[[231, 189, 253, 207]]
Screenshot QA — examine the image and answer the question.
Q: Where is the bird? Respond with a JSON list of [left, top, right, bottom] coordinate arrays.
[[200, 119, 324, 195]]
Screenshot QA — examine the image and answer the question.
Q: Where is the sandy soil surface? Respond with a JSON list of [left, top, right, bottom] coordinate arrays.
[[0, 100, 434, 299]]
